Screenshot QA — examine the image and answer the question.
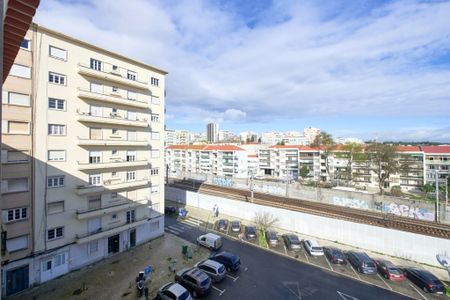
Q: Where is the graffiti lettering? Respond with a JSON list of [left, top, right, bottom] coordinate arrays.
[[333, 196, 369, 210], [213, 177, 233, 187], [382, 203, 434, 221]]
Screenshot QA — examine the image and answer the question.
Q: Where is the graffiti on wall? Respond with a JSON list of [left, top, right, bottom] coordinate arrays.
[[213, 177, 233, 187], [333, 196, 369, 210], [253, 184, 285, 196], [382, 203, 434, 221]]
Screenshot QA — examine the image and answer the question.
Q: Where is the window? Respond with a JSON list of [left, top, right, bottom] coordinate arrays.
[[2, 92, 30, 106], [90, 82, 103, 94], [126, 171, 136, 181], [151, 77, 159, 86], [112, 150, 118, 156], [151, 96, 160, 105], [127, 91, 137, 100], [6, 236, 28, 252], [90, 58, 102, 71], [48, 150, 66, 162], [127, 70, 136, 81], [151, 114, 159, 123], [112, 128, 118, 135], [151, 132, 160, 140], [10, 64, 31, 78], [88, 198, 101, 210], [90, 105, 102, 117], [2, 120, 29, 134], [151, 150, 160, 158], [89, 151, 101, 163], [47, 227, 64, 240], [150, 220, 160, 232], [127, 111, 137, 121], [48, 201, 64, 214], [48, 124, 66, 136], [112, 107, 118, 113], [1, 150, 29, 164], [49, 46, 67, 60], [151, 168, 159, 176], [126, 151, 136, 162], [89, 240, 98, 254], [112, 171, 117, 177], [48, 72, 66, 85], [89, 174, 101, 186], [47, 176, 64, 188], [127, 130, 136, 141], [5, 207, 27, 222], [54, 253, 66, 267], [1, 178, 28, 193], [111, 192, 118, 199], [112, 86, 119, 92], [126, 210, 135, 223], [20, 39, 30, 50], [151, 185, 160, 194], [48, 98, 65, 110], [90, 127, 102, 140]]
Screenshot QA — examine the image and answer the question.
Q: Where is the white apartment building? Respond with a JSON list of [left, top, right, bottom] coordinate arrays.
[[422, 146, 450, 183], [189, 132, 207, 144], [239, 131, 258, 143], [304, 127, 320, 144], [165, 129, 190, 146], [166, 145, 248, 179], [260, 131, 309, 145], [1, 24, 166, 294], [218, 130, 238, 143]]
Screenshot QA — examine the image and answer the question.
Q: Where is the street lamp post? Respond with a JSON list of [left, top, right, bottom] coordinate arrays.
[[434, 170, 449, 223]]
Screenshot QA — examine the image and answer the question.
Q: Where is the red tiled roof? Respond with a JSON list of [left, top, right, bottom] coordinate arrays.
[[396, 146, 421, 152], [165, 145, 188, 150], [421, 146, 450, 154], [203, 145, 244, 151], [269, 145, 322, 151]]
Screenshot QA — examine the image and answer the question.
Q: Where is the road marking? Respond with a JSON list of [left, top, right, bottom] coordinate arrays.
[[183, 218, 202, 226], [325, 257, 334, 272], [167, 225, 183, 233], [349, 265, 361, 280], [211, 285, 226, 296], [303, 253, 310, 263], [283, 245, 288, 255], [226, 274, 239, 282], [164, 228, 180, 235], [282, 281, 302, 299], [408, 282, 429, 300], [377, 274, 392, 290], [337, 291, 360, 300], [171, 224, 189, 231]]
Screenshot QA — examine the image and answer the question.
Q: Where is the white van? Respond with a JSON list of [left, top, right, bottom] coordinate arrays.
[[197, 233, 222, 250]]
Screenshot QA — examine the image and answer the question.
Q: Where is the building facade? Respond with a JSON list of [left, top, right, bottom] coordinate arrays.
[[1, 25, 166, 296], [206, 123, 218, 143], [165, 129, 190, 146]]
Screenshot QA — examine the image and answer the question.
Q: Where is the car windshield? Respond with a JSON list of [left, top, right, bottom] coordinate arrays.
[[312, 247, 322, 251], [364, 262, 376, 268], [200, 278, 210, 287], [218, 265, 225, 273], [388, 268, 402, 275], [179, 290, 190, 300], [232, 221, 239, 226], [290, 236, 300, 243]]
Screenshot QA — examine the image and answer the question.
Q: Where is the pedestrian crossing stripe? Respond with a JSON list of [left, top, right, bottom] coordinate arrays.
[[165, 228, 180, 235], [167, 225, 183, 233], [182, 218, 203, 226]]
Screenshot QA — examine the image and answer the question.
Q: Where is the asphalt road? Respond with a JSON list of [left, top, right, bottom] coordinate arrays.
[[165, 216, 412, 300]]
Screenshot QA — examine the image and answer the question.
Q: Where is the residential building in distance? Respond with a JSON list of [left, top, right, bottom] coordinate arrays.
[[260, 131, 309, 145], [1, 24, 167, 296], [218, 130, 239, 143], [166, 144, 248, 178], [207, 122, 219, 143], [189, 131, 207, 144], [239, 131, 258, 143], [165, 129, 190, 146], [422, 146, 450, 183], [304, 127, 321, 144]]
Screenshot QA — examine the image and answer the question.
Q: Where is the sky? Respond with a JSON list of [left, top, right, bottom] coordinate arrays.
[[35, 0, 450, 142]]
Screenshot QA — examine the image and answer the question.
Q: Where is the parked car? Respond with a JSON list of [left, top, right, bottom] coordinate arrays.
[[175, 268, 211, 298], [157, 282, 192, 300], [403, 267, 446, 294], [374, 259, 405, 281], [265, 230, 279, 247], [165, 206, 177, 215], [217, 219, 228, 232], [231, 220, 241, 233], [346, 251, 377, 274], [323, 247, 347, 265], [197, 233, 222, 250], [303, 239, 324, 256], [282, 234, 302, 251], [195, 259, 226, 283], [245, 225, 257, 240], [210, 251, 241, 272]]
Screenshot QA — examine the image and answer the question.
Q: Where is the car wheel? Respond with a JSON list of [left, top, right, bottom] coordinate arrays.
[[193, 290, 198, 298], [226, 266, 231, 272], [423, 286, 428, 293]]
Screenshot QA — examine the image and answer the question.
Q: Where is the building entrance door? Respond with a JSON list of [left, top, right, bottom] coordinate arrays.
[[130, 229, 136, 248], [108, 234, 120, 254], [6, 265, 29, 296]]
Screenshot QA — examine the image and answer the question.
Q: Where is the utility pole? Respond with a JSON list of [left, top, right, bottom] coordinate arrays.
[[250, 172, 254, 203], [435, 170, 440, 223]]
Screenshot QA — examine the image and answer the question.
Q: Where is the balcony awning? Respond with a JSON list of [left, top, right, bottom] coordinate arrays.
[[2, 0, 40, 82]]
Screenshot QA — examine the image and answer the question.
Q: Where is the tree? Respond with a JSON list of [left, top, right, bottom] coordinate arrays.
[[367, 143, 405, 195], [421, 183, 434, 199], [299, 166, 309, 180], [253, 211, 279, 231], [341, 142, 363, 184], [276, 140, 285, 146], [311, 131, 335, 182]]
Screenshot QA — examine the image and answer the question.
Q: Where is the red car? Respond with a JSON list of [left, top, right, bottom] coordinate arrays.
[[374, 259, 405, 281]]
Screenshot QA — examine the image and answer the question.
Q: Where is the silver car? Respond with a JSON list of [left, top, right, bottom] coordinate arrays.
[[195, 259, 226, 283], [157, 282, 192, 300], [231, 220, 241, 233]]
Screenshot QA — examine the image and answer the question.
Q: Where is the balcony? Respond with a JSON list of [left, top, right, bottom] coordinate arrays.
[[75, 178, 151, 196], [77, 63, 148, 90], [78, 159, 150, 171], [77, 137, 150, 147], [78, 88, 149, 109], [76, 199, 151, 220], [77, 111, 149, 128], [76, 215, 152, 244]]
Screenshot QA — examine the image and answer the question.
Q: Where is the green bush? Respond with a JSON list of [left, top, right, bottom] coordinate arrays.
[[258, 229, 268, 248]]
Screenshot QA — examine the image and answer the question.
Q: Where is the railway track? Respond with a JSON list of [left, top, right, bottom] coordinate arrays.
[[169, 180, 450, 239]]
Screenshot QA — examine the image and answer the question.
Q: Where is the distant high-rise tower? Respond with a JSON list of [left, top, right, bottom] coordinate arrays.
[[207, 123, 219, 143]]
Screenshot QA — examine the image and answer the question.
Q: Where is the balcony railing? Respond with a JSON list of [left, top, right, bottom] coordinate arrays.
[[77, 110, 149, 128], [77, 62, 148, 90], [78, 159, 150, 170], [75, 178, 151, 195], [78, 88, 149, 109], [77, 137, 150, 147], [76, 198, 150, 219]]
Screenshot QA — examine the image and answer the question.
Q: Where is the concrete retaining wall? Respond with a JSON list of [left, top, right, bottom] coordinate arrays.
[[166, 186, 450, 268]]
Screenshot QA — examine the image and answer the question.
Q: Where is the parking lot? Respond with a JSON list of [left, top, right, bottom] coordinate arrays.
[[165, 212, 448, 300]]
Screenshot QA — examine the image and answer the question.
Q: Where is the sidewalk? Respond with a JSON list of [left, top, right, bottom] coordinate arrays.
[[169, 200, 450, 282]]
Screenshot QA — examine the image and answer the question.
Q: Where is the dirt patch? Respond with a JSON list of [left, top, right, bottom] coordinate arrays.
[[11, 234, 209, 300]]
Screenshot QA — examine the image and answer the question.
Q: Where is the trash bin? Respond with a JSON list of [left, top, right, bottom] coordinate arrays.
[[182, 245, 188, 255], [186, 247, 193, 259]]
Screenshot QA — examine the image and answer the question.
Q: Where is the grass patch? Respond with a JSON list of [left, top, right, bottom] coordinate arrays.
[[258, 229, 268, 248], [445, 284, 450, 296]]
